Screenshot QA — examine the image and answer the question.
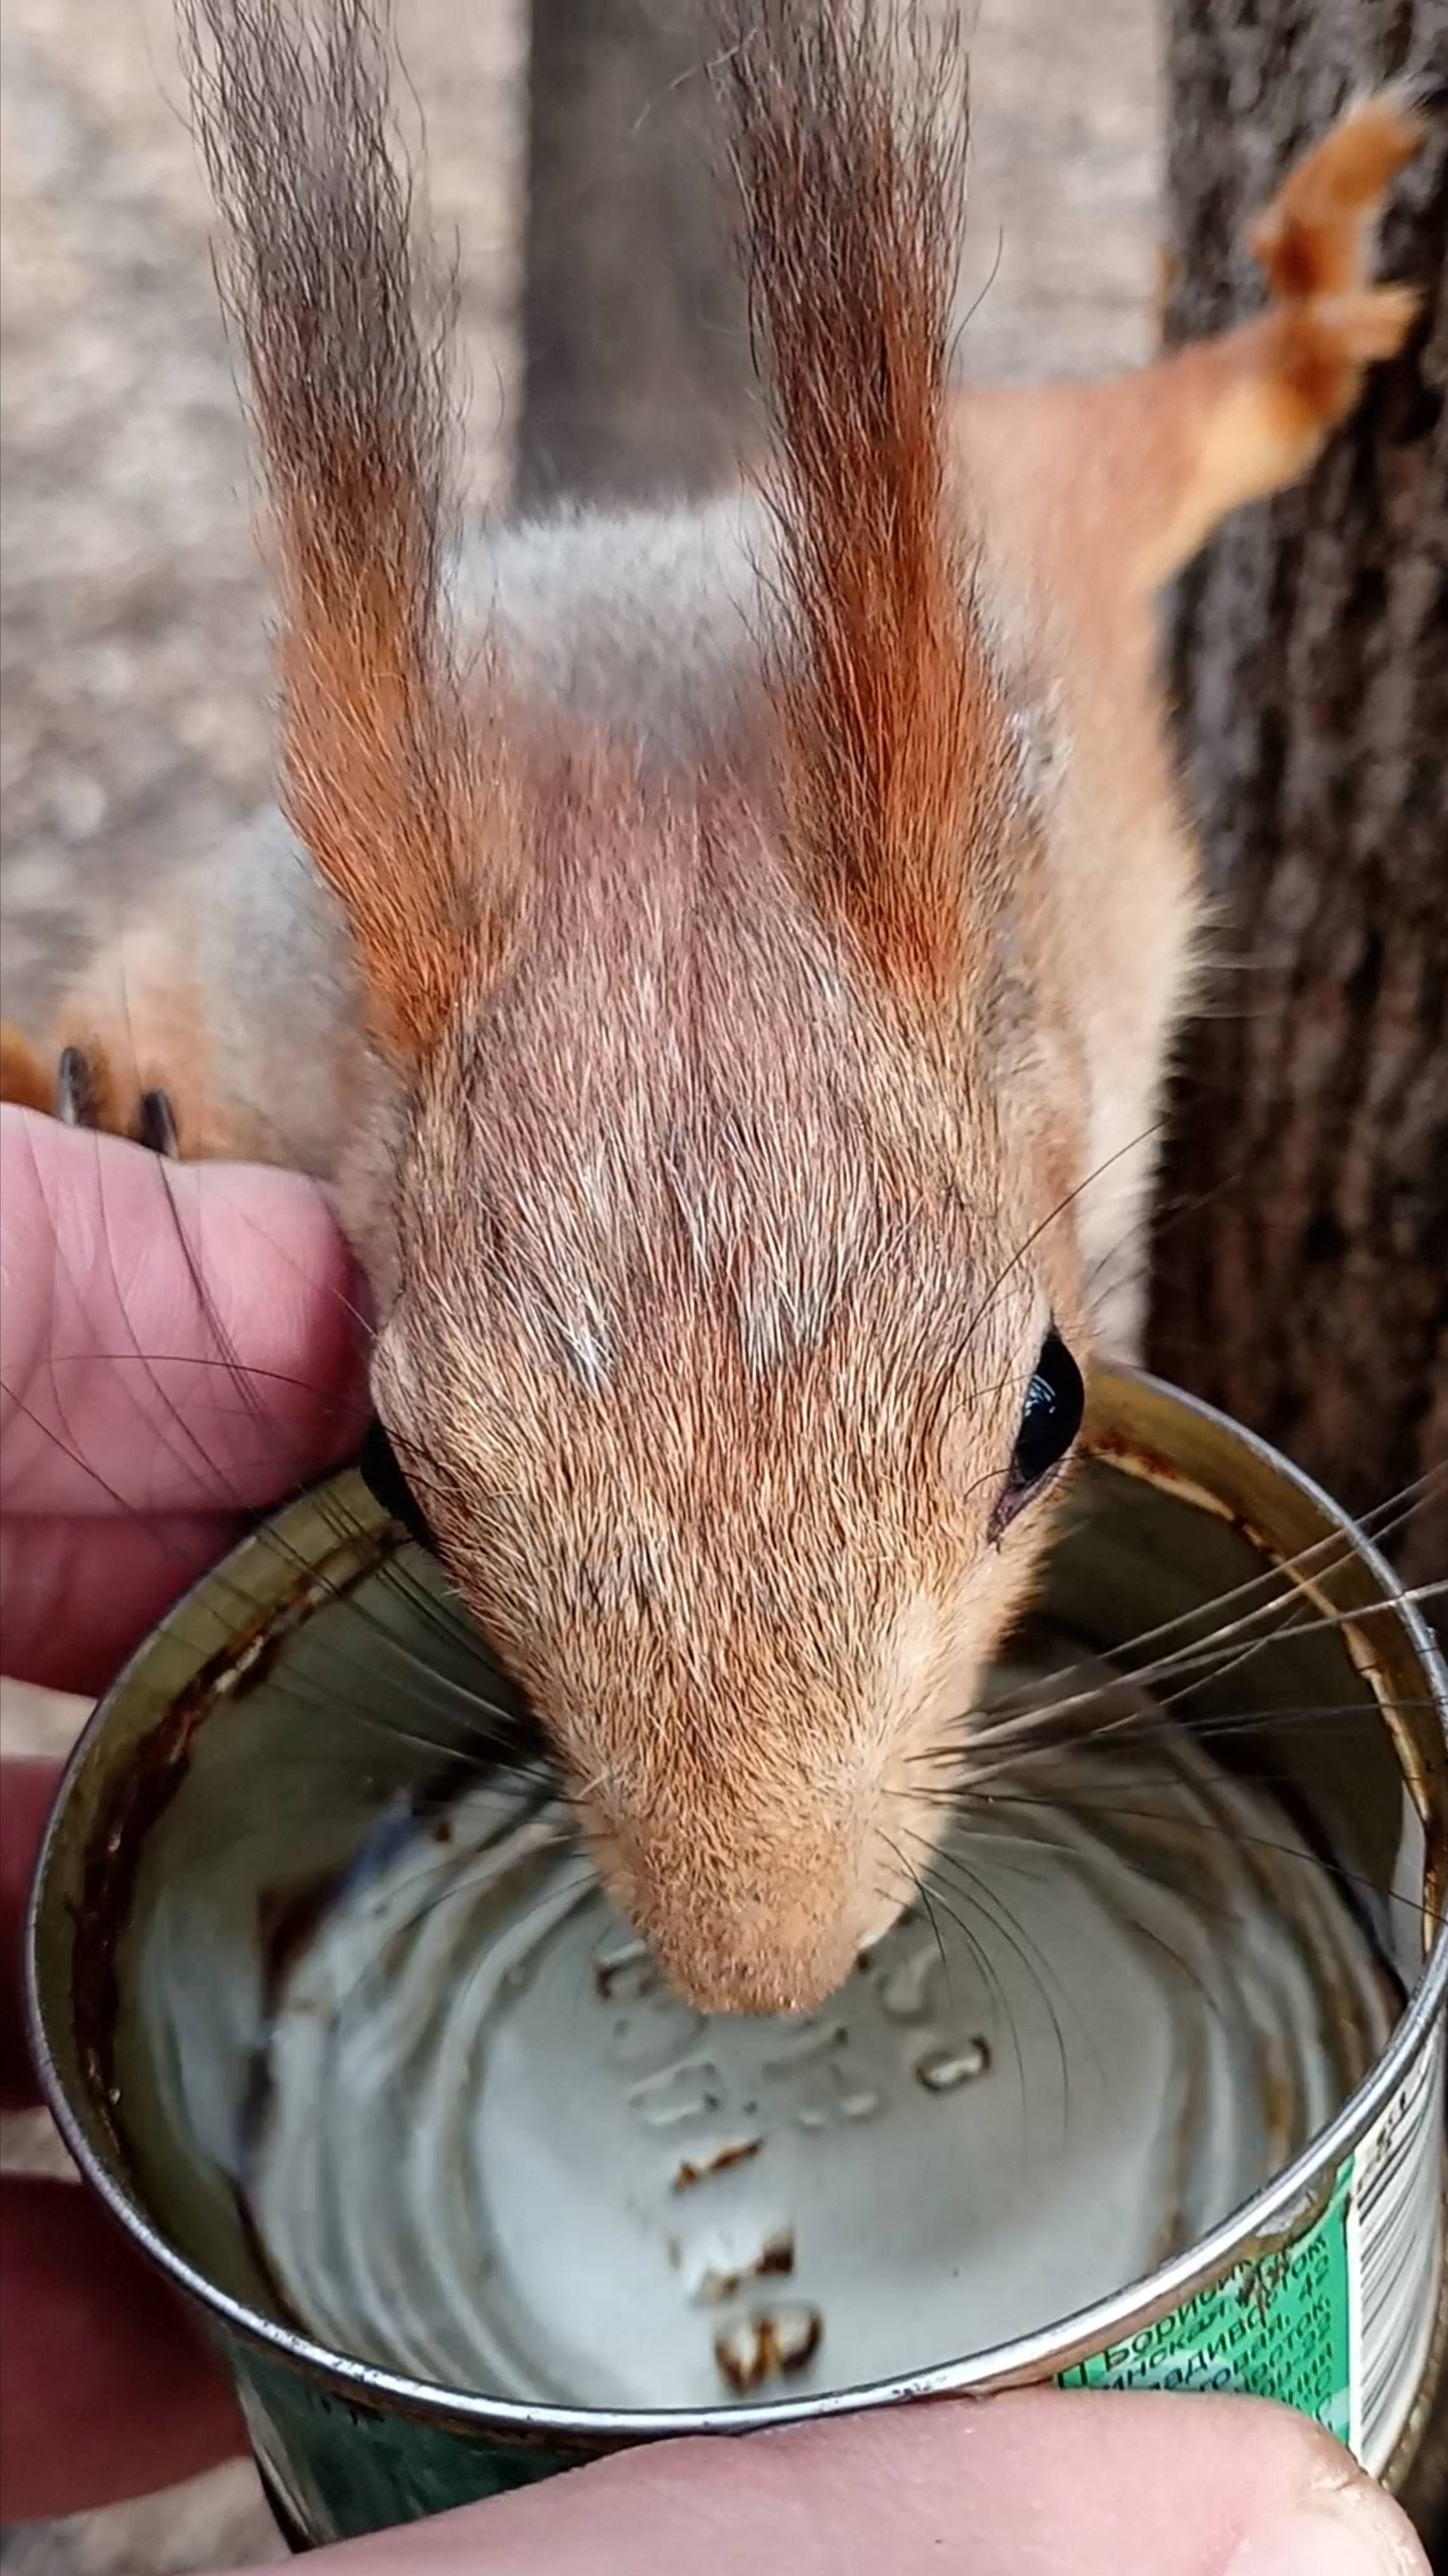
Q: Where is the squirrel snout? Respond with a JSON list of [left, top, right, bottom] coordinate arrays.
[[650, 1931, 863, 2020], [587, 1809, 893, 2018], [650, 1925, 862, 2021]]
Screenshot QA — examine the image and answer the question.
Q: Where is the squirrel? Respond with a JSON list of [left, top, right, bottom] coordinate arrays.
[[0, 2, 1422, 2015]]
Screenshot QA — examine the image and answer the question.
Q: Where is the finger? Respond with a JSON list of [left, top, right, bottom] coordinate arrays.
[[254, 2392, 1425, 2576], [0, 2175, 244, 2517], [0, 1511, 244, 1693], [1, 1758, 60, 2108], [1, 1107, 370, 1520]]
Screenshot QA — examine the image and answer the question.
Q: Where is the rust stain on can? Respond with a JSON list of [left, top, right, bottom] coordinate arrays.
[[71, 1534, 392, 2120], [673, 2138, 765, 2192]]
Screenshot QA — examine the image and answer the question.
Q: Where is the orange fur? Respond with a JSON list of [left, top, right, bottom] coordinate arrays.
[[47, 927, 233, 1158], [954, 97, 1424, 607], [184, 0, 512, 1056], [723, 3, 1008, 998], [1249, 92, 1422, 298], [6, 17, 1423, 2013], [0, 1025, 52, 1115]]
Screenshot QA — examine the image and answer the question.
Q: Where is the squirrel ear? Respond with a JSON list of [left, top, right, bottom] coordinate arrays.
[[723, 2, 1010, 1004], [184, 0, 515, 1060]]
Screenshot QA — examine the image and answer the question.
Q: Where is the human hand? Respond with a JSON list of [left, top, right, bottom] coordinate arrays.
[[245, 2399, 1426, 2576], [1, 1102, 368, 2514], [0, 1109, 1426, 2570], [1, 1104, 369, 1696]]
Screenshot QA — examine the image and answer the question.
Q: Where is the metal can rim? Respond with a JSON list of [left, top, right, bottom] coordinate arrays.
[[24, 1366, 1448, 2442]]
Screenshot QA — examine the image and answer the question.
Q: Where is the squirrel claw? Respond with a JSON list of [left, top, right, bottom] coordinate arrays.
[[47, 1052, 179, 1154], [134, 1089, 180, 1158], [56, 1045, 103, 1129]]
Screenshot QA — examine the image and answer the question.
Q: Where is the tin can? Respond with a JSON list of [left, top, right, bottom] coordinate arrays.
[[26, 1370, 1448, 2548]]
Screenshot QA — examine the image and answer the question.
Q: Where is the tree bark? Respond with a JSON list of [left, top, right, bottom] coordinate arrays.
[[515, 0, 751, 509], [1148, 0, 1447, 1598]]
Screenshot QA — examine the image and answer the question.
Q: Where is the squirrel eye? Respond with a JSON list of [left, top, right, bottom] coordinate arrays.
[[990, 1327, 1084, 1539], [359, 1417, 435, 1551]]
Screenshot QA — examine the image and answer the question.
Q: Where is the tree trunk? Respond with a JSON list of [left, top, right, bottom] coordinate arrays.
[[515, 0, 751, 509], [1148, 0, 1447, 1600], [1155, 9, 1446, 2538]]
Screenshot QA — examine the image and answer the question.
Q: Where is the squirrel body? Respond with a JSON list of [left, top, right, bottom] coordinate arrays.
[[1, 3, 1422, 2012]]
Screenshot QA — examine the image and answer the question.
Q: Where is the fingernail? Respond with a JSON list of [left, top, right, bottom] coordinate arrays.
[[1226, 2480, 1427, 2576]]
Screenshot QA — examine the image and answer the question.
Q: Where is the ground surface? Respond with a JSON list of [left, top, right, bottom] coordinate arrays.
[[0, 1, 1157, 2563]]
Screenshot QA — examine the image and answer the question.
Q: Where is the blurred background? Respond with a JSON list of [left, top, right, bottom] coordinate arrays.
[[0, 0, 1157, 1025]]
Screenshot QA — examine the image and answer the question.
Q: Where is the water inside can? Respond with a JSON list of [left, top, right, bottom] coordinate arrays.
[[236, 1642, 1396, 2409]]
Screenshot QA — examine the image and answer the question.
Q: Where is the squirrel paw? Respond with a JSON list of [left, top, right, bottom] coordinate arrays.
[[56, 1044, 180, 1157], [1250, 93, 1424, 303], [3, 1024, 181, 1158], [1238, 93, 1424, 458]]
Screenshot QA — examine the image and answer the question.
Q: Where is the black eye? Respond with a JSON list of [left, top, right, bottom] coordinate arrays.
[[358, 1417, 436, 1551], [990, 1327, 1084, 1540]]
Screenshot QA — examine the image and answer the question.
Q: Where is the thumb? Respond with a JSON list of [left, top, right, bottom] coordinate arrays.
[[233, 2389, 1428, 2575], [0, 1105, 368, 1520]]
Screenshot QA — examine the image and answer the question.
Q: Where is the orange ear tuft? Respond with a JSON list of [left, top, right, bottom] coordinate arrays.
[[721, 1, 1008, 999], [184, 0, 513, 1058]]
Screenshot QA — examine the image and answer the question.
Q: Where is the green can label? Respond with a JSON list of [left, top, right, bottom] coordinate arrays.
[[1059, 2027, 1444, 2475], [1059, 2166, 1352, 2441], [230, 2346, 581, 2545]]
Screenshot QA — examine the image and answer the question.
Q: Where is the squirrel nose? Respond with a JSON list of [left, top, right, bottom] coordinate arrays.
[[577, 1758, 881, 2016], [650, 1918, 861, 2016], [622, 1843, 868, 2018]]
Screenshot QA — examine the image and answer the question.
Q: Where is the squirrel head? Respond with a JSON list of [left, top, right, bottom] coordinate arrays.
[[192, 0, 1096, 2010]]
